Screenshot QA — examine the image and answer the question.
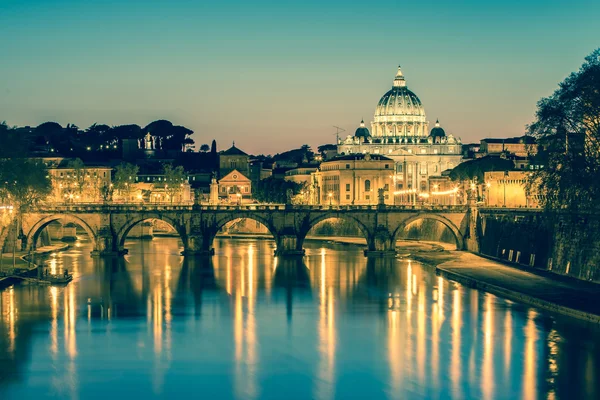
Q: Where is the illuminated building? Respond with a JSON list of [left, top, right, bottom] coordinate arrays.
[[337, 66, 463, 196], [312, 154, 395, 205]]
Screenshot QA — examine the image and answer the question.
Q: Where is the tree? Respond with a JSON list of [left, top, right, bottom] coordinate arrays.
[[211, 140, 217, 154], [253, 177, 303, 203], [161, 163, 187, 203], [0, 124, 30, 157], [273, 145, 315, 164], [0, 158, 52, 210], [113, 163, 139, 200], [200, 144, 210, 152], [449, 156, 514, 183], [144, 120, 194, 152], [528, 48, 600, 212], [68, 158, 87, 196]]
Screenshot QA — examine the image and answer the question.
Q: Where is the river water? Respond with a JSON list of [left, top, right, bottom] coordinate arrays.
[[0, 237, 599, 399]]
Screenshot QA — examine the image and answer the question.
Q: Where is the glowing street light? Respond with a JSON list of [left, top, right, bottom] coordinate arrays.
[[328, 191, 333, 206]]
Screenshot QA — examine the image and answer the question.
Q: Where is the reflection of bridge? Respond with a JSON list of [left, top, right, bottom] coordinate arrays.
[[17, 204, 481, 257]]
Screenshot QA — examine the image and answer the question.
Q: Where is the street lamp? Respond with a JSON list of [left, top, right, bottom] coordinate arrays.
[[328, 191, 333, 206]]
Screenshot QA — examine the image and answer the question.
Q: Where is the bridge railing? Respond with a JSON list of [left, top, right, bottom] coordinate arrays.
[[29, 202, 470, 213]]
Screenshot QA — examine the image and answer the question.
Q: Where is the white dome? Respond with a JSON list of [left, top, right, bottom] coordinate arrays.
[[371, 66, 428, 137]]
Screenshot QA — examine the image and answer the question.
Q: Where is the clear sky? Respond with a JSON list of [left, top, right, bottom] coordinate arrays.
[[1, 0, 599, 154]]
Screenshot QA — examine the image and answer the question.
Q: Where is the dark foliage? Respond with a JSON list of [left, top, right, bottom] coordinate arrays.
[[253, 177, 302, 203], [528, 48, 600, 212], [449, 156, 514, 182]]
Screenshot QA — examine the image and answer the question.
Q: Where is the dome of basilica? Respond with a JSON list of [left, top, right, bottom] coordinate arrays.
[[371, 66, 428, 138], [354, 119, 370, 143], [429, 119, 446, 142]]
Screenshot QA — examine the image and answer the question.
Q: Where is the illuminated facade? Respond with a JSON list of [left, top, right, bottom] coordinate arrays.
[[48, 165, 112, 203], [218, 169, 252, 204], [337, 66, 463, 196], [312, 154, 395, 205], [484, 171, 540, 208]]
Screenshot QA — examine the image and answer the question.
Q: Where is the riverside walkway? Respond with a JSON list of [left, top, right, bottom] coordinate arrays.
[[436, 252, 600, 323]]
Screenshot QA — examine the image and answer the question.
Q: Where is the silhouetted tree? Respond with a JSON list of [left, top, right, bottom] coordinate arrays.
[[0, 124, 30, 157], [211, 140, 217, 154], [113, 162, 139, 200], [161, 163, 187, 203], [528, 48, 600, 212], [144, 120, 194, 152], [0, 158, 52, 209], [200, 144, 210, 152], [449, 156, 514, 183], [253, 177, 302, 203]]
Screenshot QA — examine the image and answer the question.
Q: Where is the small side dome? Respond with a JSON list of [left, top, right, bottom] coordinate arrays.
[[354, 119, 370, 143], [429, 119, 446, 143]]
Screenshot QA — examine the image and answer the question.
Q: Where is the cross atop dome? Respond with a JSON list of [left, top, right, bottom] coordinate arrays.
[[393, 65, 406, 87]]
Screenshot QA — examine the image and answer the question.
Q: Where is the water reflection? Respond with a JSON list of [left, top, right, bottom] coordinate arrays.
[[0, 237, 599, 399]]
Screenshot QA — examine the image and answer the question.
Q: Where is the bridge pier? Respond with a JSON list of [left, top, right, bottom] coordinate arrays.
[[275, 235, 305, 257], [181, 234, 215, 257], [364, 226, 397, 258], [90, 228, 126, 257]]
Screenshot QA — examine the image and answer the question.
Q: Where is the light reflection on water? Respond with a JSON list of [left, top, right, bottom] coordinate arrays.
[[0, 237, 599, 399]]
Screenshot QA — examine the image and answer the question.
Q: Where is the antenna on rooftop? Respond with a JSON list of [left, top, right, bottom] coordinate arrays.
[[333, 126, 346, 144]]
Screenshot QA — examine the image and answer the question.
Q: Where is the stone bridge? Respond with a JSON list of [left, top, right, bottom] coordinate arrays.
[[11, 203, 481, 257]]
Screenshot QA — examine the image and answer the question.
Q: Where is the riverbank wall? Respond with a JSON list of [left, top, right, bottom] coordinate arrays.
[[477, 212, 600, 283]]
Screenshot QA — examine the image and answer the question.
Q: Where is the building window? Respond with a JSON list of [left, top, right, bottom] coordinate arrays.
[[397, 164, 403, 173], [420, 181, 427, 191], [346, 183, 350, 192], [384, 164, 389, 169], [346, 194, 350, 200], [384, 184, 389, 191], [433, 149, 438, 154], [420, 148, 426, 154], [346, 164, 350, 169]]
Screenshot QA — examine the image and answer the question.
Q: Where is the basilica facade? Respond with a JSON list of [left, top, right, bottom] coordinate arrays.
[[337, 66, 463, 194]]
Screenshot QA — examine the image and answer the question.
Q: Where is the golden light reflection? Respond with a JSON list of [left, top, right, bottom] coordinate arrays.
[[387, 309, 402, 396], [64, 284, 77, 359], [50, 286, 58, 356], [504, 305, 513, 376], [546, 329, 559, 400], [164, 263, 172, 359], [233, 246, 259, 399], [481, 294, 494, 400], [451, 288, 462, 399], [416, 283, 425, 386], [3, 288, 17, 355], [523, 310, 538, 400], [316, 278, 336, 400]]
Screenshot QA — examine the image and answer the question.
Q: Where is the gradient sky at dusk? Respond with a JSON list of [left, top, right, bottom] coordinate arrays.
[[1, 0, 599, 154]]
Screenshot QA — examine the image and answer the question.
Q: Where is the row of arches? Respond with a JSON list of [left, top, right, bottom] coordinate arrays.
[[17, 213, 465, 257]]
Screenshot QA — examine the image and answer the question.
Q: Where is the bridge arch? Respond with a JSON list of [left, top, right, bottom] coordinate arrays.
[[211, 213, 278, 247], [394, 213, 464, 250], [26, 214, 97, 250], [300, 212, 373, 250], [116, 214, 186, 249]]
